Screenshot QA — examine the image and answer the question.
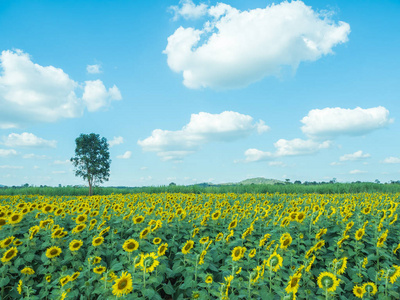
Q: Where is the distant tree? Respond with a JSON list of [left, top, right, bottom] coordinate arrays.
[[71, 133, 111, 196], [294, 180, 302, 185], [169, 182, 176, 186], [375, 179, 380, 184]]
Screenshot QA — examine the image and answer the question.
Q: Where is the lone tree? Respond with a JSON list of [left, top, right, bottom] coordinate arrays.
[[71, 133, 111, 196]]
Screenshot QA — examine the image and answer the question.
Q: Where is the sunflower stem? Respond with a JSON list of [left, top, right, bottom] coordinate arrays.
[[143, 266, 146, 288]]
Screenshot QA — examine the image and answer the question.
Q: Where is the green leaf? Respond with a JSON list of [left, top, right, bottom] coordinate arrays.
[[142, 288, 156, 298], [24, 252, 35, 263], [163, 282, 174, 295], [0, 276, 10, 288]]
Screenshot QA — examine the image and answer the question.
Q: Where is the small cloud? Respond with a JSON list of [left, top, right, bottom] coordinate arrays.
[[349, 169, 367, 174], [330, 162, 342, 166], [339, 150, 370, 161], [0, 149, 17, 157], [87, 64, 102, 74], [140, 166, 148, 171], [22, 153, 48, 159], [268, 161, 285, 167], [382, 156, 400, 164], [117, 151, 132, 159], [0, 165, 23, 169], [169, 0, 208, 21], [3, 132, 57, 148], [82, 80, 122, 112], [109, 136, 124, 147]]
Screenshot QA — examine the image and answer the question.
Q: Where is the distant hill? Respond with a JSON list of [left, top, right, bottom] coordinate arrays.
[[238, 177, 285, 185]]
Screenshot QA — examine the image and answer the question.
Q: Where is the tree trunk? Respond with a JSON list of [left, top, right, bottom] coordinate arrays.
[[88, 178, 93, 196]]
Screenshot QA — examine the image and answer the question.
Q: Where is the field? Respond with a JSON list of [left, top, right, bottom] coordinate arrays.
[[0, 192, 399, 299]]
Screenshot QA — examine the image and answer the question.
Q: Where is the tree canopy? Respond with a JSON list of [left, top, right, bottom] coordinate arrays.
[[70, 133, 111, 196]]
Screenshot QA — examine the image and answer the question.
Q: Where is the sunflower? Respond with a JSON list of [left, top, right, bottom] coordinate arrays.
[[72, 224, 87, 234], [139, 227, 150, 239], [8, 212, 23, 224], [211, 211, 221, 220], [93, 266, 106, 274], [355, 228, 365, 241], [317, 271, 340, 292], [231, 246, 244, 261], [122, 239, 139, 252], [92, 236, 104, 247], [205, 274, 213, 284], [46, 275, 52, 282], [337, 257, 348, 275], [1, 236, 15, 248], [157, 243, 168, 256], [362, 282, 377, 296], [267, 252, 283, 272], [280, 234, 292, 250], [42, 205, 53, 214], [69, 239, 83, 251], [285, 274, 301, 294], [21, 267, 35, 275], [112, 271, 133, 297], [315, 228, 327, 240], [133, 215, 145, 224], [51, 228, 65, 239], [182, 240, 194, 254], [59, 275, 70, 287], [199, 236, 209, 244], [377, 230, 388, 247], [353, 285, 365, 298], [17, 279, 22, 294], [153, 237, 161, 245], [0, 218, 7, 227], [228, 219, 237, 230], [70, 271, 80, 281], [91, 256, 102, 264], [192, 228, 199, 238], [1, 247, 18, 263], [46, 246, 62, 258], [75, 214, 88, 224], [215, 232, 224, 241], [136, 252, 159, 273], [313, 240, 325, 252], [13, 239, 22, 246], [249, 248, 256, 258]]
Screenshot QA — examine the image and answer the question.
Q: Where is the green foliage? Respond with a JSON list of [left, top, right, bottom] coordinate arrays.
[[70, 133, 111, 196]]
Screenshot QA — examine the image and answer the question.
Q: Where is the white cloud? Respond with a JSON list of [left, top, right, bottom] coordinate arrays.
[[82, 80, 122, 112], [23, 153, 48, 159], [140, 166, 148, 171], [138, 111, 268, 161], [164, 1, 350, 89], [244, 138, 330, 162], [169, 0, 208, 20], [117, 151, 132, 159], [350, 169, 367, 174], [330, 161, 342, 166], [0, 49, 121, 128], [0, 165, 23, 169], [274, 138, 331, 157], [301, 106, 393, 138], [109, 136, 124, 147], [382, 157, 400, 164], [244, 149, 273, 162], [3, 132, 57, 148], [339, 150, 370, 161], [0, 149, 17, 157], [86, 64, 102, 74], [268, 161, 286, 167]]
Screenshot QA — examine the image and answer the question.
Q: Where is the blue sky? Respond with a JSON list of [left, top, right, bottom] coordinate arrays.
[[0, 0, 399, 187]]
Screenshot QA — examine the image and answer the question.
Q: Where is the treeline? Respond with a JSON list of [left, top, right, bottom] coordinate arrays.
[[1, 182, 400, 196]]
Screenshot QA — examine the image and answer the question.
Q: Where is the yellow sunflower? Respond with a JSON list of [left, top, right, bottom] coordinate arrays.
[[21, 267, 35, 275], [232, 246, 244, 261], [215, 232, 224, 241], [46, 246, 62, 258], [182, 240, 194, 254], [8, 212, 23, 225], [1, 236, 15, 248], [70, 271, 80, 281], [353, 285, 365, 298], [1, 247, 18, 263], [362, 282, 377, 296], [296, 212, 306, 223], [317, 271, 340, 292], [59, 275, 70, 287], [112, 272, 133, 297], [0, 218, 7, 227], [133, 215, 145, 224], [75, 214, 88, 224], [72, 224, 87, 234], [199, 236, 209, 244], [355, 228, 365, 241], [69, 239, 83, 251], [285, 274, 301, 294], [249, 248, 256, 258], [205, 274, 213, 284], [228, 219, 237, 230], [92, 236, 104, 247], [136, 252, 159, 273], [157, 243, 168, 256], [122, 239, 139, 252], [93, 266, 106, 274], [153, 237, 161, 245], [280, 234, 292, 250], [267, 252, 283, 272], [211, 211, 221, 220], [139, 227, 150, 239]]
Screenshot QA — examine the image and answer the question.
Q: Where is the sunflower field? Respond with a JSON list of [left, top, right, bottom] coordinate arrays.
[[0, 192, 399, 299]]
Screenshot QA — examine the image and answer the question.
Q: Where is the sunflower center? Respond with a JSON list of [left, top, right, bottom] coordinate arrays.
[[291, 277, 299, 287], [12, 215, 19, 221], [322, 276, 333, 288], [118, 279, 127, 289], [234, 249, 241, 257], [127, 243, 135, 249], [73, 243, 79, 248], [50, 250, 58, 255], [5, 250, 15, 259], [283, 239, 290, 246]]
